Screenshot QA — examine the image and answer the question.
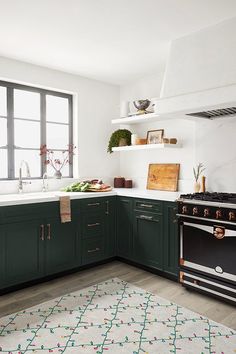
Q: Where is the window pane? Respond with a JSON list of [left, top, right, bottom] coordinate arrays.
[[47, 123, 68, 149], [46, 95, 69, 123], [14, 119, 40, 148], [15, 149, 41, 178], [0, 86, 7, 116], [0, 118, 7, 147], [0, 149, 7, 178], [46, 151, 69, 178], [14, 89, 40, 120]]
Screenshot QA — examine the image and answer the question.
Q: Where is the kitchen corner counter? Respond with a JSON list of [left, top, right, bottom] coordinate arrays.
[[0, 188, 180, 207], [115, 188, 180, 202]]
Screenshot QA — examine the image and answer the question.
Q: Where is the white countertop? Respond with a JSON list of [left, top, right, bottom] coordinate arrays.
[[0, 188, 180, 207]]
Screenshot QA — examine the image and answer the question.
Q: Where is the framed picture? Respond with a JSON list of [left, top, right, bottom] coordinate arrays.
[[146, 129, 164, 144]]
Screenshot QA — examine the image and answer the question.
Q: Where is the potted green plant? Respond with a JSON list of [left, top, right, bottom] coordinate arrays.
[[107, 129, 132, 153]]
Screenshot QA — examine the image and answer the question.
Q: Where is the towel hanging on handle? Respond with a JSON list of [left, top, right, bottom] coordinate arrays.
[[60, 196, 71, 223]]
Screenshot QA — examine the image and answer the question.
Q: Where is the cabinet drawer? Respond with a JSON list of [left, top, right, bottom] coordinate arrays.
[[81, 198, 103, 213], [82, 214, 104, 238], [134, 199, 162, 214], [134, 210, 162, 223], [82, 238, 104, 265]]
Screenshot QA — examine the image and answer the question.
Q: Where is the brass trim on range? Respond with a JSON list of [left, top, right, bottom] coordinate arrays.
[[179, 271, 184, 283], [179, 258, 185, 266]]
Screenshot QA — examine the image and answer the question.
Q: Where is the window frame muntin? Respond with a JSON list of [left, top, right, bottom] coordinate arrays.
[[0, 80, 73, 180]]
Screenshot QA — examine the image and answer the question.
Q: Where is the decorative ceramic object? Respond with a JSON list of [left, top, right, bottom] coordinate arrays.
[[193, 163, 205, 193], [120, 101, 130, 118], [54, 170, 62, 179], [194, 181, 201, 193], [131, 134, 138, 145], [133, 99, 151, 114]]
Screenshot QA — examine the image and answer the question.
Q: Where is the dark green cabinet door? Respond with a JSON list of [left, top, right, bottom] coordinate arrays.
[[163, 202, 178, 277], [105, 198, 116, 258], [45, 218, 79, 275], [133, 211, 163, 269], [117, 197, 133, 259], [1, 221, 44, 288]]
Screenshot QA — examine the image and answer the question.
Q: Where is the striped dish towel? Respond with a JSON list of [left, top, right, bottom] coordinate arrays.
[[59, 196, 71, 223]]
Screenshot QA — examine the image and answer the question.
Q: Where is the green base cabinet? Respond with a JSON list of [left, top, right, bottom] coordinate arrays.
[[81, 197, 116, 266], [133, 210, 163, 269], [163, 202, 178, 277], [117, 197, 133, 260], [0, 221, 44, 288], [45, 217, 79, 275]]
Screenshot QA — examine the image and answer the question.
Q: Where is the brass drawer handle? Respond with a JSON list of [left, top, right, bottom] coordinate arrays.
[[139, 215, 153, 220], [88, 247, 100, 253], [173, 219, 178, 223], [40, 224, 45, 241], [87, 222, 100, 227], [140, 203, 153, 208], [87, 202, 100, 206], [47, 223, 51, 240]]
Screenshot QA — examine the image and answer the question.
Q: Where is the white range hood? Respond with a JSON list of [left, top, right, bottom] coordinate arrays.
[[155, 84, 236, 120], [155, 18, 236, 121]]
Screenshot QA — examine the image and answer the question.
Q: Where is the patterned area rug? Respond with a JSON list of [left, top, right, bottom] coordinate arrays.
[[0, 278, 235, 353]]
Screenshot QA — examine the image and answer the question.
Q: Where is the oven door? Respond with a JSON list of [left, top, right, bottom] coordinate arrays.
[[179, 219, 236, 283]]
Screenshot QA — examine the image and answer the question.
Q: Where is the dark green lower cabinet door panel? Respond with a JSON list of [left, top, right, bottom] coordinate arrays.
[[133, 211, 163, 269], [105, 198, 116, 258], [117, 197, 133, 259], [45, 218, 79, 275], [163, 202, 178, 277], [82, 237, 105, 265], [1, 221, 44, 288]]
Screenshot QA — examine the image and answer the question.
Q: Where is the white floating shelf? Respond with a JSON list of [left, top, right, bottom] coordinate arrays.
[[112, 143, 182, 152], [112, 113, 164, 125]]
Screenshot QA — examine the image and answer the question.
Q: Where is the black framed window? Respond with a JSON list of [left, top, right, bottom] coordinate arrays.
[[0, 80, 73, 179]]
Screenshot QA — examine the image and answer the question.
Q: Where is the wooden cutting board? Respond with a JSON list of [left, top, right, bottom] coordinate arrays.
[[147, 163, 180, 191]]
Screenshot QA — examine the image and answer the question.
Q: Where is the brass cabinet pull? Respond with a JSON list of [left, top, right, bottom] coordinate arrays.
[[173, 219, 178, 223], [140, 203, 153, 208], [40, 224, 45, 241], [47, 223, 51, 240], [105, 201, 109, 215], [88, 247, 100, 253], [87, 222, 100, 227], [87, 202, 100, 206], [139, 215, 153, 221]]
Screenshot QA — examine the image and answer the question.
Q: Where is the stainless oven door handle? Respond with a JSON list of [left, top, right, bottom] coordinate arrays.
[[183, 221, 236, 237]]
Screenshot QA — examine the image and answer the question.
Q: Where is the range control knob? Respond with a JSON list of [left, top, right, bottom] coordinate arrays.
[[216, 209, 222, 219], [182, 205, 188, 214], [204, 208, 210, 217], [192, 207, 199, 216], [229, 211, 236, 221]]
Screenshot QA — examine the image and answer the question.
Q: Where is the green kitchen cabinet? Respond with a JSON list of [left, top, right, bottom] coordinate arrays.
[[163, 202, 179, 277], [0, 221, 44, 288], [104, 198, 116, 258], [117, 197, 133, 259], [133, 210, 163, 270], [80, 197, 116, 265], [45, 217, 79, 275]]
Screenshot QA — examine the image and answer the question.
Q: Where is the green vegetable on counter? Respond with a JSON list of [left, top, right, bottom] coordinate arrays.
[[63, 181, 91, 192]]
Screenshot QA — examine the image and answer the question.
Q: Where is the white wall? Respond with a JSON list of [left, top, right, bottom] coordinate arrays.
[[0, 56, 120, 193], [120, 17, 236, 193]]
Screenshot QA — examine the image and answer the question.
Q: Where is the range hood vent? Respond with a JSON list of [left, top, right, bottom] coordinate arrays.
[[186, 107, 236, 120]]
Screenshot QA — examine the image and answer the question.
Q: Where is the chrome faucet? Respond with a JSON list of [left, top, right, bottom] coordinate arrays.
[[18, 160, 31, 193], [42, 172, 49, 192]]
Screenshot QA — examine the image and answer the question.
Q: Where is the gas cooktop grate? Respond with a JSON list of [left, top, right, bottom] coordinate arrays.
[[180, 192, 236, 204]]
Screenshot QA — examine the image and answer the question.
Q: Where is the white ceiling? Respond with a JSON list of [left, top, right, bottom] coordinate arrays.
[[0, 0, 236, 85]]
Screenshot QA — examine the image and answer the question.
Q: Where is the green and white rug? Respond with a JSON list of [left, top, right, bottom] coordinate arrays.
[[0, 278, 235, 353]]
